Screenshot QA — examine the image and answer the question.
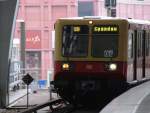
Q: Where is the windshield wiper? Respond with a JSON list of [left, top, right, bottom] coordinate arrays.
[[68, 35, 77, 55]]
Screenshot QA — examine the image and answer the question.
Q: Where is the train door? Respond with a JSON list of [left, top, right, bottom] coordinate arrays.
[[133, 30, 137, 81], [145, 32, 150, 78], [127, 29, 138, 82], [127, 30, 135, 82], [136, 30, 143, 80], [142, 30, 146, 78]]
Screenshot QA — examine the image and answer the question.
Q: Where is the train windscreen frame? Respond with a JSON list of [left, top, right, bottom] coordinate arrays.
[[91, 25, 119, 58], [62, 25, 89, 57]]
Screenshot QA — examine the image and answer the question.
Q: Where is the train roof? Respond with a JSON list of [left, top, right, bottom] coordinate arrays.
[[59, 16, 150, 25]]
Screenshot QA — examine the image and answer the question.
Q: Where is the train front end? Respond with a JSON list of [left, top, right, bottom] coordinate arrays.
[[53, 18, 129, 105]]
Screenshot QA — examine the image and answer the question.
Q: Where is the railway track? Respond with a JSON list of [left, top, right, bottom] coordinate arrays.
[[13, 92, 121, 113], [17, 98, 65, 113], [14, 98, 103, 113], [6, 82, 145, 113]]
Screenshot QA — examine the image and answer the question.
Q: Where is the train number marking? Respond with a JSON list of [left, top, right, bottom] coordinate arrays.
[[104, 50, 114, 57]]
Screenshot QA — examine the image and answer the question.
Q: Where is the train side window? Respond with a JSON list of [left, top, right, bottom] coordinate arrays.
[[146, 32, 149, 56], [131, 33, 134, 58], [148, 32, 150, 55], [137, 31, 140, 57], [137, 31, 142, 57], [128, 31, 134, 58], [140, 31, 143, 57], [148, 32, 150, 56]]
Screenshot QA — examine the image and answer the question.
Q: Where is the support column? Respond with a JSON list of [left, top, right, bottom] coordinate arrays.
[[0, 0, 19, 108]]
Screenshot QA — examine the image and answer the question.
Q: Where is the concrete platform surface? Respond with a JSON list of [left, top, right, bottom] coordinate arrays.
[[0, 89, 58, 113], [99, 81, 150, 113]]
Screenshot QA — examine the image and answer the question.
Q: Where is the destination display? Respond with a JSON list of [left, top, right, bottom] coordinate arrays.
[[73, 26, 81, 32], [63, 25, 89, 34], [92, 25, 119, 34]]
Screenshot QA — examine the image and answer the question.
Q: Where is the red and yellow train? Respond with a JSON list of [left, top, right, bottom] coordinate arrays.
[[52, 17, 150, 105]]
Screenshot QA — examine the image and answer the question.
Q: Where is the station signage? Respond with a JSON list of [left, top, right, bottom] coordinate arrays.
[[63, 25, 89, 34], [92, 25, 119, 34], [26, 30, 41, 49]]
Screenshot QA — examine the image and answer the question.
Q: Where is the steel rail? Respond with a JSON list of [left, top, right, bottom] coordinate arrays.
[[19, 98, 64, 113]]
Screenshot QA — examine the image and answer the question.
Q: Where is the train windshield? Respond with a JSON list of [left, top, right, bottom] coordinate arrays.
[[91, 25, 119, 58], [62, 25, 89, 57]]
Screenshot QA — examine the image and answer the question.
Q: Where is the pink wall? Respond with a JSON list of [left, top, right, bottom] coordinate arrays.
[[93, 0, 150, 20], [15, 0, 77, 80], [113, 2, 149, 20]]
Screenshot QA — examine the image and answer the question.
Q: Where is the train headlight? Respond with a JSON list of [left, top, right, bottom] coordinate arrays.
[[109, 63, 117, 71], [62, 63, 70, 70], [89, 20, 93, 24]]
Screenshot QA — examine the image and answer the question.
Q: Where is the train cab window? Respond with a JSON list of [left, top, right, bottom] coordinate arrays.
[[62, 25, 89, 57], [91, 25, 119, 57]]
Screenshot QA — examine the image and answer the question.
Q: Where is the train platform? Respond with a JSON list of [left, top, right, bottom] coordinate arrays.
[[9, 89, 27, 105], [3, 89, 58, 113], [0, 89, 58, 113], [9, 89, 58, 107], [99, 80, 150, 113]]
